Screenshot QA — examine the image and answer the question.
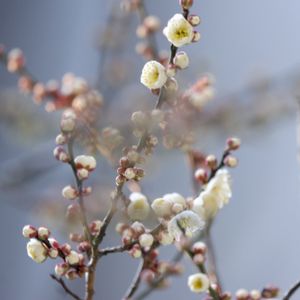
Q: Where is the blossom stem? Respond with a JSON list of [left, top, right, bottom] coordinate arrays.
[[50, 274, 83, 300]]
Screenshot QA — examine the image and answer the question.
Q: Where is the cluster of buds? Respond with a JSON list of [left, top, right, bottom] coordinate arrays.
[[194, 137, 241, 186], [22, 225, 86, 280], [116, 150, 145, 185], [74, 154, 97, 180], [234, 285, 279, 300], [116, 221, 153, 257]]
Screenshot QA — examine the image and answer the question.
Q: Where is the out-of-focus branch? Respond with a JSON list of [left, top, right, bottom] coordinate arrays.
[[283, 280, 300, 300], [50, 274, 83, 300]]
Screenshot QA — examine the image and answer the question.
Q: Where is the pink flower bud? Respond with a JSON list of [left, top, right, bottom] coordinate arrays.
[[65, 270, 79, 280], [226, 137, 241, 150], [22, 225, 37, 238], [60, 243, 72, 256], [55, 262, 69, 276]]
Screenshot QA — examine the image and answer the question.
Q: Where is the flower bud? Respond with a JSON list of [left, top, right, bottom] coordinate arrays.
[[224, 156, 238, 168], [144, 15, 160, 32], [206, 155, 217, 169], [38, 227, 50, 240], [90, 220, 102, 235], [226, 137, 241, 150], [130, 244, 142, 258], [131, 222, 145, 235], [193, 253, 205, 265], [62, 185, 78, 200], [22, 225, 37, 238], [48, 248, 59, 259], [179, 0, 193, 9], [78, 241, 91, 253], [48, 238, 60, 249], [166, 64, 177, 77], [74, 155, 97, 171], [151, 197, 172, 218], [165, 78, 178, 92], [65, 270, 79, 280], [53, 146, 69, 162], [66, 250, 80, 265], [60, 116, 76, 133], [194, 168, 208, 183], [26, 239, 47, 263], [236, 289, 249, 300], [55, 262, 69, 276], [131, 111, 147, 128], [141, 269, 155, 283], [173, 51, 189, 69], [77, 168, 89, 180], [55, 134, 67, 145], [60, 243, 72, 256], [139, 233, 154, 248], [188, 15, 201, 26], [124, 168, 136, 180], [192, 241, 207, 255], [250, 289, 261, 300], [192, 31, 201, 42], [127, 192, 150, 221]]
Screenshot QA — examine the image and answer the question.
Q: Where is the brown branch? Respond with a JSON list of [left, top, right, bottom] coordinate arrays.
[[50, 274, 83, 300], [283, 280, 300, 300]]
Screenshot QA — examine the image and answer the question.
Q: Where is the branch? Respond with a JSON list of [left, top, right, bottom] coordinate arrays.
[[134, 250, 184, 300], [123, 259, 145, 299], [50, 274, 83, 300], [283, 280, 300, 300]]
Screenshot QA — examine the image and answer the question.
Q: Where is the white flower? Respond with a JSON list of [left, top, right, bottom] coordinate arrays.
[[151, 197, 172, 218], [192, 169, 232, 219], [74, 155, 97, 171], [163, 14, 194, 47], [127, 192, 150, 221], [188, 273, 210, 293], [62, 185, 77, 200], [140, 61, 167, 90], [26, 239, 47, 263], [168, 210, 205, 241], [163, 193, 187, 208], [173, 51, 189, 69], [66, 250, 80, 265], [139, 233, 154, 248]]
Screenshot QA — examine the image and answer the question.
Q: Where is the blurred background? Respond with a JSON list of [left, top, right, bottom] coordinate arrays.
[[1, 0, 300, 299]]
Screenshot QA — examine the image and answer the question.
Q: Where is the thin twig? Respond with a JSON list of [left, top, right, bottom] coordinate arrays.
[[134, 250, 184, 300], [50, 274, 83, 300], [124, 259, 145, 299], [283, 280, 300, 300]]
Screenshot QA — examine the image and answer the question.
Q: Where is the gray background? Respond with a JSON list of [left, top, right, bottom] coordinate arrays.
[[1, 0, 300, 299]]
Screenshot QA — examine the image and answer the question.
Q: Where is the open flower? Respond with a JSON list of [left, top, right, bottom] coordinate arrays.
[[192, 169, 232, 219], [188, 273, 210, 293], [26, 239, 47, 263], [163, 14, 194, 47], [140, 61, 167, 89], [168, 210, 205, 240]]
